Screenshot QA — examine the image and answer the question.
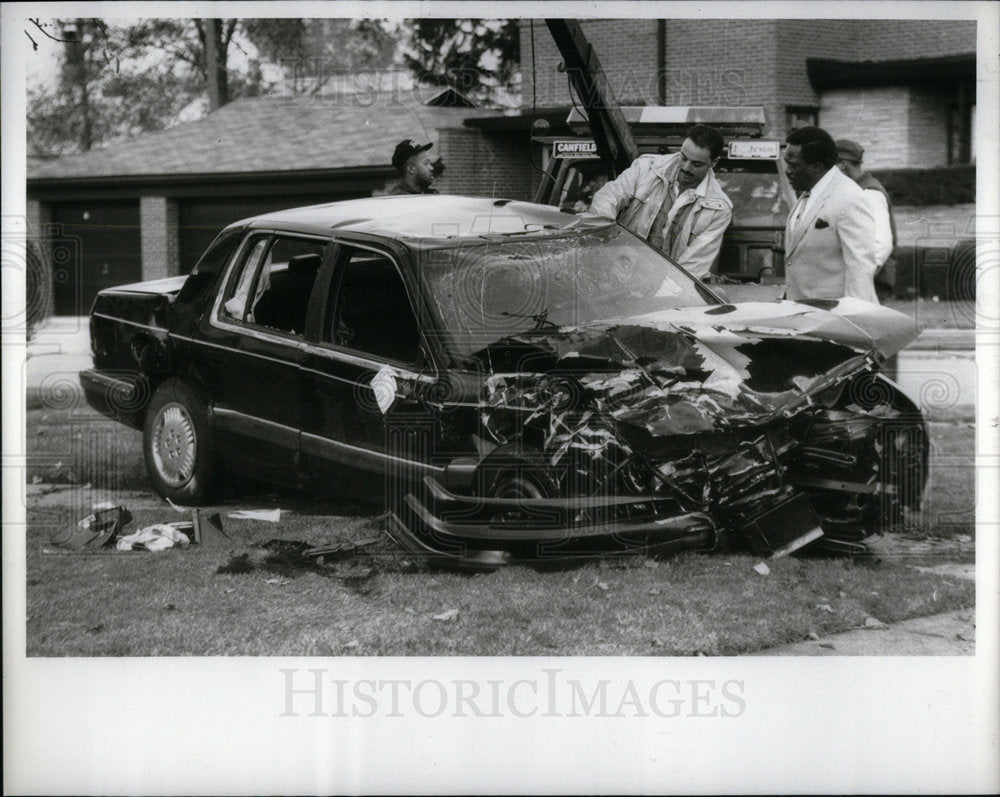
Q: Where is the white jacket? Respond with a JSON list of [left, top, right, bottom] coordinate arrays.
[[784, 167, 879, 303], [590, 152, 733, 278]]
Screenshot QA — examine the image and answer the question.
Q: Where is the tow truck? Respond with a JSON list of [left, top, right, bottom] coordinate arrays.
[[535, 21, 795, 290]]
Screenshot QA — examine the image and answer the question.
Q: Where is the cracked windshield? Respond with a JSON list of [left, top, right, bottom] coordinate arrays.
[[422, 225, 711, 356]]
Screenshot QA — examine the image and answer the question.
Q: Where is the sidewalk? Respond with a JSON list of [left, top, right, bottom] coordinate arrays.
[[756, 607, 975, 655], [24, 317, 93, 409]]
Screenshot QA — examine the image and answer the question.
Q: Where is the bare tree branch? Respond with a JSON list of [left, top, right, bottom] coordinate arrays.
[[28, 18, 77, 43]]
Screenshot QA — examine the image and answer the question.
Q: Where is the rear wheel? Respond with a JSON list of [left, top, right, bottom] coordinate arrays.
[[143, 379, 220, 503]]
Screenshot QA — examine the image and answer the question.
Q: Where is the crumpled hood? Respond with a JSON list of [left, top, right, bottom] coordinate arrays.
[[478, 298, 919, 439], [610, 297, 920, 359]]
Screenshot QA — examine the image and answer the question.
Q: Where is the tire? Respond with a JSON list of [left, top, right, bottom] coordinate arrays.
[[143, 378, 220, 503]]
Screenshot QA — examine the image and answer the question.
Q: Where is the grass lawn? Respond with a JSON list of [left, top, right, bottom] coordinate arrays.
[[22, 406, 977, 656]]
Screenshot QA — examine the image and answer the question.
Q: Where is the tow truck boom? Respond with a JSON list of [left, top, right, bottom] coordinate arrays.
[[545, 19, 639, 175]]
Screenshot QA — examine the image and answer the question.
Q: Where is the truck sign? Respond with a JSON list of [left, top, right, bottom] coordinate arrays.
[[553, 140, 600, 159], [728, 140, 781, 159]]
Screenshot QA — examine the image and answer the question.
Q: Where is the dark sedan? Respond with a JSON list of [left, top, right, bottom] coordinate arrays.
[[81, 195, 927, 569]]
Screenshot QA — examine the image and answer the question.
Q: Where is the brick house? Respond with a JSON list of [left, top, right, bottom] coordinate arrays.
[[519, 18, 976, 168]]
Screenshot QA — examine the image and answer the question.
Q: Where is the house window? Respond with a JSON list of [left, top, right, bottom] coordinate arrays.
[[786, 107, 818, 134]]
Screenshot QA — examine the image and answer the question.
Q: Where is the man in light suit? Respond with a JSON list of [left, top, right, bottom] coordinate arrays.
[[782, 126, 879, 303]]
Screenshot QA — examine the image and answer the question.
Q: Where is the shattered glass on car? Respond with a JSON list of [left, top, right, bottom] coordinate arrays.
[[420, 225, 711, 357]]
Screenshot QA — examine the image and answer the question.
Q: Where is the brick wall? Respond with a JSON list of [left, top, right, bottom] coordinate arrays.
[[139, 196, 179, 280], [519, 17, 975, 144], [853, 20, 975, 59], [665, 20, 778, 115], [519, 19, 660, 107], [908, 86, 951, 167], [820, 86, 913, 168], [437, 127, 536, 200], [26, 199, 55, 321]]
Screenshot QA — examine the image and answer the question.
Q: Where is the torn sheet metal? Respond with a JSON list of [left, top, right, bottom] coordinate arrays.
[[431, 297, 928, 567]]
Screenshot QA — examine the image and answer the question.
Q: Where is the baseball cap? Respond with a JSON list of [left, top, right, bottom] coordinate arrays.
[[835, 139, 864, 163], [392, 139, 433, 171]]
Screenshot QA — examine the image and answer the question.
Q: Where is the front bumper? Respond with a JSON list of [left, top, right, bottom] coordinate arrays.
[[386, 476, 718, 570]]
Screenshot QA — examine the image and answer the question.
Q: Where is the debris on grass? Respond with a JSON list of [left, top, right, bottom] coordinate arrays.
[[864, 616, 886, 628], [116, 523, 190, 552], [228, 508, 282, 522], [815, 604, 835, 613], [49, 505, 133, 551], [753, 562, 770, 576], [217, 554, 255, 574], [433, 608, 459, 621], [215, 538, 381, 581]]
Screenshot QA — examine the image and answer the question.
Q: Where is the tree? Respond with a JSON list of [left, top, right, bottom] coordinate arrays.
[[25, 17, 520, 156], [26, 17, 402, 156], [27, 19, 204, 155], [402, 19, 519, 107]]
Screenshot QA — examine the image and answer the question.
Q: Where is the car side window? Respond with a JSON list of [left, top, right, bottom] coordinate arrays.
[[327, 248, 421, 365], [221, 235, 326, 336]]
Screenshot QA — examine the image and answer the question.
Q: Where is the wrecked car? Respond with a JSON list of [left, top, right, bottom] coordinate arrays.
[[81, 195, 927, 569]]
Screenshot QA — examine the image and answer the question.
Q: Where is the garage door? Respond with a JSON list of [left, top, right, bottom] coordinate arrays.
[[178, 194, 362, 273], [50, 200, 141, 316]]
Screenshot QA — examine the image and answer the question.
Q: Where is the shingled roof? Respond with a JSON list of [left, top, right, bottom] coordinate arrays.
[[28, 93, 476, 180]]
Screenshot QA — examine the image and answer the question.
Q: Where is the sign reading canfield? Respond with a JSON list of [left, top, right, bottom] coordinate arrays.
[[553, 140, 600, 159]]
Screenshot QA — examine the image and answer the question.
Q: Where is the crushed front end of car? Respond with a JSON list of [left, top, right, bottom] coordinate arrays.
[[387, 298, 928, 570]]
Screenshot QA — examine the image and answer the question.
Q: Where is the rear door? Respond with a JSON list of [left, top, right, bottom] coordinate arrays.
[[299, 241, 441, 502], [193, 231, 331, 485]]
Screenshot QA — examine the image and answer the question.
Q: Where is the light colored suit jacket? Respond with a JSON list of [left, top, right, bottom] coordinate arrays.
[[784, 167, 879, 303]]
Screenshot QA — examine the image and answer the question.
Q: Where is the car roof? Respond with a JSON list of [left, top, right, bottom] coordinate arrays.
[[237, 195, 583, 243]]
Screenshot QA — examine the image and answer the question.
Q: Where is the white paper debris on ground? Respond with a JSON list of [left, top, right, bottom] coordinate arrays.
[[433, 608, 459, 621], [228, 509, 282, 522], [753, 562, 770, 576], [116, 524, 190, 552], [370, 364, 398, 414]]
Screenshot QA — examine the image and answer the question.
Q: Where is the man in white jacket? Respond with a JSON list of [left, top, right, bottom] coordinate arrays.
[[782, 126, 879, 303], [590, 124, 733, 279]]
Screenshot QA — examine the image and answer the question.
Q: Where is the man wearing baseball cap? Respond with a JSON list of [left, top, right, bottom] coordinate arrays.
[[836, 139, 897, 300], [389, 139, 439, 195]]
